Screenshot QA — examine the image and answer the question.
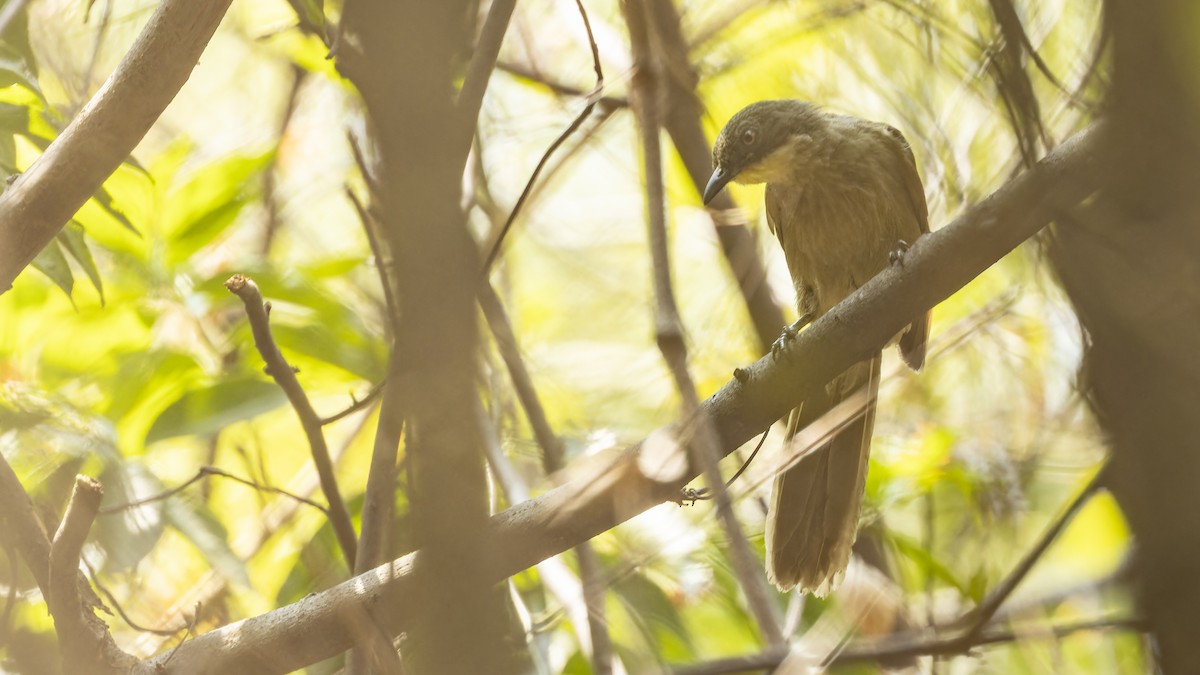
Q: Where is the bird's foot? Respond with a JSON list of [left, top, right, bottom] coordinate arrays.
[[771, 324, 799, 359], [889, 239, 911, 266], [771, 314, 813, 359]]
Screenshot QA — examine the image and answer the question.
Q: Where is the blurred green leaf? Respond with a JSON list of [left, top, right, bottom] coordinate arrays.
[[30, 238, 73, 300], [95, 463, 168, 572], [0, 43, 41, 101], [163, 149, 275, 264], [146, 377, 286, 444], [890, 532, 971, 597], [613, 570, 694, 662], [58, 222, 104, 304]]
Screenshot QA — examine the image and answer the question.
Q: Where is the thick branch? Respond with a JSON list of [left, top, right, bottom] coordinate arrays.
[[139, 123, 1102, 675], [48, 477, 105, 671], [0, 0, 235, 292]]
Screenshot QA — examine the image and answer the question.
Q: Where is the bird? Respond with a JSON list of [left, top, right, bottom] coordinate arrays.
[[703, 99, 929, 595]]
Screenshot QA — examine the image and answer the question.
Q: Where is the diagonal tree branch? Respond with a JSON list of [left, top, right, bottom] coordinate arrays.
[[138, 122, 1103, 675], [225, 274, 358, 568], [0, 0, 236, 292]]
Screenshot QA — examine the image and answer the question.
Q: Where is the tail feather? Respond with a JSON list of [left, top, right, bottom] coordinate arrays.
[[765, 355, 881, 595]]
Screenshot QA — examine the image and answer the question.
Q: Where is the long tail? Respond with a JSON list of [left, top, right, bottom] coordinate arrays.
[[765, 354, 882, 595]]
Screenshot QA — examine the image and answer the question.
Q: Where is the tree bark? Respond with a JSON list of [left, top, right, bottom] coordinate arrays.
[[1052, 2, 1200, 671]]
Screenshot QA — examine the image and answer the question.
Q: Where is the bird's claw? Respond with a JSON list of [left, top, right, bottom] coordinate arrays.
[[889, 239, 911, 266], [771, 324, 799, 359]]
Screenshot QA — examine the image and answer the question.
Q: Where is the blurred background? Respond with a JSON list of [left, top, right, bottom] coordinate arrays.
[[0, 0, 1133, 673]]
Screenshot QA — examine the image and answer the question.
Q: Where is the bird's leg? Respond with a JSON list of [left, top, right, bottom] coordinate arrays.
[[888, 239, 911, 266], [771, 313, 814, 358]]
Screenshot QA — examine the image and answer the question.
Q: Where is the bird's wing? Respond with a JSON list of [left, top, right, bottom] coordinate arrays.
[[881, 124, 930, 236], [880, 123, 930, 370]]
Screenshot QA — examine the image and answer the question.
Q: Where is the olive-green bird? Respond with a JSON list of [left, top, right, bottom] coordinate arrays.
[[703, 100, 929, 595]]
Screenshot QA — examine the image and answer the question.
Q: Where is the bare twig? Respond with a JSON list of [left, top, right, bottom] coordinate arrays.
[[260, 65, 307, 256], [98, 465, 330, 515], [0, 0, 29, 39], [956, 461, 1108, 639], [479, 0, 604, 276], [478, 280, 615, 673], [497, 60, 628, 110], [351, 380, 403, 560], [672, 615, 1146, 674], [0, 0, 237, 292], [319, 377, 387, 426], [646, 0, 787, 354], [225, 274, 357, 568], [83, 558, 183, 637], [479, 283, 565, 472], [624, 0, 784, 647], [344, 144, 407, 675], [455, 0, 519, 161], [47, 476, 123, 672], [0, 452, 54, 591]]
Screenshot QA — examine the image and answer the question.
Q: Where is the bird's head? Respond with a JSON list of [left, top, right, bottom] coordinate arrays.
[[703, 99, 825, 204]]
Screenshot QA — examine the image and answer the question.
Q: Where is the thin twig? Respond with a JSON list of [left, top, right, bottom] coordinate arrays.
[[0, 0, 29, 38], [479, 0, 604, 276], [956, 461, 1109, 639], [319, 377, 387, 426], [98, 465, 330, 516], [624, 0, 784, 648], [497, 61, 629, 109], [478, 280, 615, 673], [672, 615, 1146, 674], [647, 0, 787, 354], [83, 557, 183, 637], [455, 0, 519, 161], [225, 273, 357, 568], [260, 65, 307, 256]]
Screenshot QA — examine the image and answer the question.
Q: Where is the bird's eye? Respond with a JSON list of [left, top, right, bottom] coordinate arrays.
[[741, 128, 757, 145]]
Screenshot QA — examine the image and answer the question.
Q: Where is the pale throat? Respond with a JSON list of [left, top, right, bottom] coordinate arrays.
[[733, 133, 811, 185]]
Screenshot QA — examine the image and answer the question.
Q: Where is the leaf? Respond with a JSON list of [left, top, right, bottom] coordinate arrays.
[[0, 43, 41, 101], [284, 0, 326, 38], [613, 571, 694, 659], [91, 184, 139, 236], [146, 377, 287, 444], [30, 238, 73, 300], [890, 532, 971, 597], [95, 463, 168, 572], [58, 222, 104, 304], [164, 495, 250, 587], [163, 149, 275, 263]]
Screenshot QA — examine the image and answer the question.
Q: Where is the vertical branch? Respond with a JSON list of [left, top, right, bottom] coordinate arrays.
[[454, 0, 519, 162], [622, 0, 785, 648], [479, 281, 615, 673], [45, 476, 137, 673], [342, 1, 519, 672], [644, 0, 786, 354], [1050, 1, 1200, 670]]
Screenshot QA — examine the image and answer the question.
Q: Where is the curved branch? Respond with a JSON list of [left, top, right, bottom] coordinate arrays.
[[0, 0, 235, 292], [225, 274, 358, 567], [139, 123, 1103, 675]]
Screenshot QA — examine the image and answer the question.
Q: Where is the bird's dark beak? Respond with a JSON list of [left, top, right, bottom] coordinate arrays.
[[703, 166, 731, 205]]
